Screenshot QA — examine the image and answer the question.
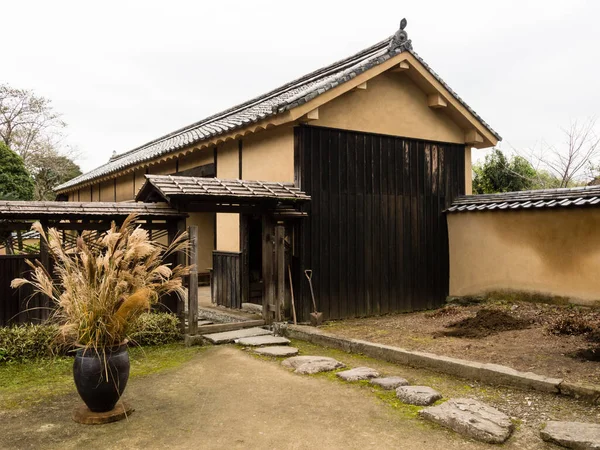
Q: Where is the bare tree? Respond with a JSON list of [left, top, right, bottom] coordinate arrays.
[[523, 118, 600, 188], [0, 84, 81, 198]]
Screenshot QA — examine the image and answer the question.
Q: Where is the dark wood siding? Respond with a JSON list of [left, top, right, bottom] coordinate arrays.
[[212, 251, 241, 309], [0, 255, 46, 326], [294, 125, 465, 321]]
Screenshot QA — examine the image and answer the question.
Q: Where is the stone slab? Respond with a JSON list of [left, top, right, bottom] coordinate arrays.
[[197, 320, 214, 326], [541, 421, 600, 449], [282, 355, 345, 374], [203, 327, 271, 344], [235, 335, 290, 346], [241, 303, 263, 314], [559, 382, 600, 405], [369, 376, 409, 390], [285, 325, 565, 394], [72, 401, 134, 425], [254, 346, 299, 357], [336, 367, 380, 381], [396, 386, 442, 406], [420, 398, 513, 444]]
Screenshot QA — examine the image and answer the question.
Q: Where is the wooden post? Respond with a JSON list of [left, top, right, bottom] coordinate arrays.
[[188, 225, 198, 335], [262, 216, 275, 324], [39, 220, 50, 321], [275, 223, 285, 323], [171, 218, 187, 332]]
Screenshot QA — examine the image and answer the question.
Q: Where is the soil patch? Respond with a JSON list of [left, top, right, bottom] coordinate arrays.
[[438, 309, 530, 338], [323, 300, 600, 385]]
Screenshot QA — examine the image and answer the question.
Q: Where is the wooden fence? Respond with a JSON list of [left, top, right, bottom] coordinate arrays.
[[0, 254, 47, 326]]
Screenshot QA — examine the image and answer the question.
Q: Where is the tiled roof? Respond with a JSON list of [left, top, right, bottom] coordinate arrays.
[[56, 25, 500, 192], [0, 201, 184, 219], [446, 185, 600, 213], [136, 175, 310, 202]]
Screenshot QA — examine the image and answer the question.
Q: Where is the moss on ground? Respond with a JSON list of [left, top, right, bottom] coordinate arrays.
[[0, 343, 203, 410]]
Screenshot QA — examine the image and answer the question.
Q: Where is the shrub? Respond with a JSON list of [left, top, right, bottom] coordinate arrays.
[[547, 315, 594, 336], [0, 313, 181, 363], [0, 324, 60, 362], [128, 313, 181, 346]]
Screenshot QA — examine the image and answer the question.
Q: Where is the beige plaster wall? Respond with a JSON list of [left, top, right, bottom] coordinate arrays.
[[242, 126, 294, 182], [464, 147, 472, 195], [187, 212, 215, 271], [115, 175, 134, 202], [99, 181, 114, 202], [312, 72, 465, 144], [216, 140, 240, 252], [179, 149, 214, 172], [448, 209, 600, 304]]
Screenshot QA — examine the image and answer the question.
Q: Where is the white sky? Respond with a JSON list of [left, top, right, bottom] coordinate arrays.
[[3, 0, 599, 172]]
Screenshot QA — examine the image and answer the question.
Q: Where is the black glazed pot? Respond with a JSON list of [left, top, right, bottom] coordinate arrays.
[[73, 343, 130, 412]]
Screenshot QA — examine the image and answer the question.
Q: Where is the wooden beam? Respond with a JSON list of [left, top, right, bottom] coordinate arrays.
[[275, 224, 285, 323], [390, 61, 410, 73], [262, 216, 275, 324], [300, 108, 319, 123], [351, 82, 367, 91], [465, 129, 484, 145], [428, 93, 447, 109], [173, 218, 187, 331], [188, 225, 198, 335]]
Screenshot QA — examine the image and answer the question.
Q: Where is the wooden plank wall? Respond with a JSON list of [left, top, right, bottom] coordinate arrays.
[[212, 251, 242, 309], [0, 255, 45, 326], [294, 125, 465, 321]]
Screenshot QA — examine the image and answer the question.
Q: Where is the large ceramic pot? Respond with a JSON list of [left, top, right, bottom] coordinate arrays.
[[73, 343, 130, 412]]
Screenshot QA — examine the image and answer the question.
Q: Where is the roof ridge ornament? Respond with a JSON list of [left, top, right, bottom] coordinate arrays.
[[388, 18, 412, 53]]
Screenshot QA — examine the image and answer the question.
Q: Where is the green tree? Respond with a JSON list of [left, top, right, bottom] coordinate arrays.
[[30, 150, 82, 200], [472, 149, 537, 194], [0, 142, 34, 200]]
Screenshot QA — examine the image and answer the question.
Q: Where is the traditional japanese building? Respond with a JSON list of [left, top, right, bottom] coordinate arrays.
[[56, 20, 499, 322]]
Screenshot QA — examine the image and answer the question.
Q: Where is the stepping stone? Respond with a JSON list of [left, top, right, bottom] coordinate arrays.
[[235, 335, 290, 346], [420, 398, 513, 444], [197, 320, 214, 326], [282, 356, 345, 375], [203, 327, 271, 344], [396, 386, 442, 406], [336, 367, 380, 381], [241, 303, 263, 314], [254, 346, 299, 357], [369, 376, 409, 390], [541, 421, 600, 449]]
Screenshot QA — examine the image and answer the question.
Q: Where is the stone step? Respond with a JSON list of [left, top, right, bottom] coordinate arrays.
[[419, 398, 514, 444], [540, 421, 600, 449], [235, 335, 290, 346], [396, 386, 442, 406], [203, 327, 272, 344], [336, 367, 380, 381], [369, 377, 409, 390], [197, 320, 214, 326], [254, 346, 299, 357], [282, 355, 345, 374]]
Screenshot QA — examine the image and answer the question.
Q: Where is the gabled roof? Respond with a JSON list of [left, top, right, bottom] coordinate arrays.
[[136, 175, 310, 203], [56, 20, 500, 193], [446, 185, 600, 213]]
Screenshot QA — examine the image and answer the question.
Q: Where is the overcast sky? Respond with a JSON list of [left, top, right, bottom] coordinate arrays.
[[3, 0, 599, 172]]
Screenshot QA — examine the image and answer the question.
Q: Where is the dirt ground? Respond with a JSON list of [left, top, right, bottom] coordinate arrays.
[[323, 300, 600, 385], [2, 343, 594, 450]]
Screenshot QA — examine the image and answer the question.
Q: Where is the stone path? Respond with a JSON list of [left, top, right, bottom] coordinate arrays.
[[254, 346, 299, 357], [370, 376, 409, 390], [282, 355, 346, 374], [396, 386, 442, 406], [336, 367, 380, 381], [420, 398, 514, 444], [203, 327, 271, 344], [235, 335, 290, 346], [540, 421, 600, 449]]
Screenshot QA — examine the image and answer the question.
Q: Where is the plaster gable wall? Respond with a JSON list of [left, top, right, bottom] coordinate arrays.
[[312, 71, 465, 144]]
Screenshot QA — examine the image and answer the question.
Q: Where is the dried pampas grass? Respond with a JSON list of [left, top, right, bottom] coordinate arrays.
[[11, 214, 190, 352]]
